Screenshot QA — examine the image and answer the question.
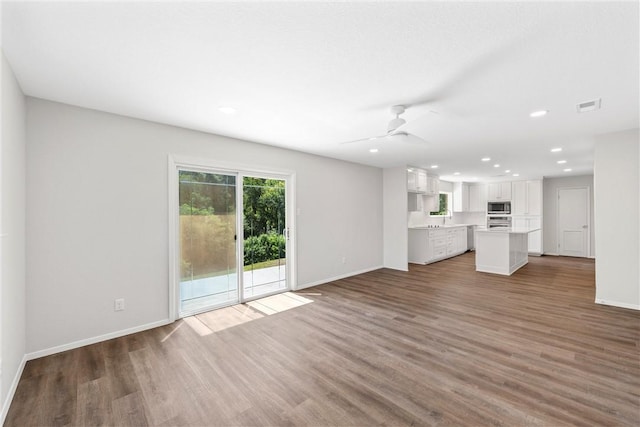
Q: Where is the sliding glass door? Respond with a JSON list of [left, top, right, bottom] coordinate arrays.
[[176, 166, 291, 318], [242, 176, 287, 299], [179, 170, 238, 315]]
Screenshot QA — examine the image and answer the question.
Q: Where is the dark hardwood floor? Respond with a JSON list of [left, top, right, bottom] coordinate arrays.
[[6, 253, 640, 426]]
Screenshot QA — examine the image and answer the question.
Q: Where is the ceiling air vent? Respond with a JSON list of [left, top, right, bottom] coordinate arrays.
[[577, 98, 601, 113]]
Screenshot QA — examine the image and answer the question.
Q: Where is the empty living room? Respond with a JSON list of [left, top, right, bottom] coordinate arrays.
[[1, 1, 639, 426]]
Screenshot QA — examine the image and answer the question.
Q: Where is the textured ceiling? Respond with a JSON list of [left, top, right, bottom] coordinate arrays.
[[2, 1, 638, 181]]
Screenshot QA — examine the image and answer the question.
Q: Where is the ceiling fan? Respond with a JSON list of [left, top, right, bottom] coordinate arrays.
[[340, 105, 430, 145]]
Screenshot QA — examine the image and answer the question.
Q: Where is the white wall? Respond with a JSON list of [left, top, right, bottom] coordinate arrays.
[[26, 98, 383, 354], [594, 128, 639, 310], [383, 167, 408, 270], [1, 51, 27, 421], [543, 175, 595, 256]]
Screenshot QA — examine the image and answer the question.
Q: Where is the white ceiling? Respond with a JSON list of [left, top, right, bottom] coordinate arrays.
[[2, 1, 638, 182]]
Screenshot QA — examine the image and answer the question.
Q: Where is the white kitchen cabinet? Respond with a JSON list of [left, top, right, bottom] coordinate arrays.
[[453, 182, 470, 212], [408, 168, 429, 193], [408, 226, 468, 264], [446, 227, 467, 255], [418, 170, 428, 193], [425, 174, 439, 196], [511, 180, 542, 215], [526, 180, 542, 215], [407, 169, 418, 192], [468, 184, 487, 212], [488, 182, 512, 201], [512, 216, 542, 254], [511, 181, 526, 215]]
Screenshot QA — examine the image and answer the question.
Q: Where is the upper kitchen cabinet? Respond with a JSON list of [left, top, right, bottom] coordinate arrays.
[[407, 168, 418, 192], [426, 174, 440, 196], [453, 182, 469, 212], [487, 182, 512, 201], [407, 168, 428, 193], [512, 180, 542, 215], [468, 184, 487, 212]]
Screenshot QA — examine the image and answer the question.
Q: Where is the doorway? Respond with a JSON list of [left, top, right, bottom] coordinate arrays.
[[557, 187, 590, 257], [171, 159, 293, 319]]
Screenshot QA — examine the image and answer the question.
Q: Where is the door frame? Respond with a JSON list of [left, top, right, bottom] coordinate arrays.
[[168, 155, 296, 321], [556, 186, 590, 257]]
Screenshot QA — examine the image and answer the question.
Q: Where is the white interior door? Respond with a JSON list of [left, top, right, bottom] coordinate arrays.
[[558, 187, 589, 257]]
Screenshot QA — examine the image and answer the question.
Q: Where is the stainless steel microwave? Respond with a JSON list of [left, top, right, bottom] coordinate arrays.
[[487, 201, 511, 215]]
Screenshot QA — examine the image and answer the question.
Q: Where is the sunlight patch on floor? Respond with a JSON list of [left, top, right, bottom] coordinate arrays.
[[183, 292, 314, 336], [182, 316, 214, 337], [247, 292, 313, 316]]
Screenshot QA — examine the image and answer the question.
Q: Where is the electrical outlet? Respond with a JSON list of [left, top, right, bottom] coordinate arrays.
[[114, 298, 125, 311]]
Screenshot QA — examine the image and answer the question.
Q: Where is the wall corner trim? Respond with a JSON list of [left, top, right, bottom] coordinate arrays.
[[25, 318, 173, 361], [1, 355, 27, 425]]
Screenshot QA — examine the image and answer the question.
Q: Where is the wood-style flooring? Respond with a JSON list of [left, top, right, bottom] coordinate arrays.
[[5, 253, 640, 426]]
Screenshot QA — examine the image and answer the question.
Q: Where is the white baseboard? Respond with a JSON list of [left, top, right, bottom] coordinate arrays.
[[1, 354, 27, 425], [26, 318, 173, 361], [543, 252, 595, 259], [295, 265, 383, 291], [595, 299, 640, 311]]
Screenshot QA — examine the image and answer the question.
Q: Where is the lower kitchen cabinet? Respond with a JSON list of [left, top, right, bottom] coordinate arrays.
[[408, 226, 468, 264]]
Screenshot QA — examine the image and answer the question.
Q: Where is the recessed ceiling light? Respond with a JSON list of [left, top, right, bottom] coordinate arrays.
[[557, 160, 567, 164], [505, 169, 511, 173], [493, 164, 500, 168], [218, 106, 237, 114], [453, 172, 461, 176], [369, 148, 379, 153], [431, 165, 438, 169], [513, 173, 520, 177], [530, 110, 548, 118], [551, 147, 562, 152], [564, 168, 572, 172], [407, 168, 413, 172], [481, 157, 491, 162]]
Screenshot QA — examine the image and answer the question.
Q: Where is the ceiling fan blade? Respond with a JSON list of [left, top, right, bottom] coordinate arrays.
[[388, 131, 429, 145], [404, 133, 429, 145], [339, 134, 389, 145], [363, 38, 522, 114]]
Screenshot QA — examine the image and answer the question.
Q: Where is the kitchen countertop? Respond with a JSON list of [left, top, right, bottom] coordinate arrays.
[[409, 224, 479, 229], [476, 227, 540, 234]]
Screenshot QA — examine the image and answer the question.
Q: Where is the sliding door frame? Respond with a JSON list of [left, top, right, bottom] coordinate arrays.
[[168, 155, 296, 321]]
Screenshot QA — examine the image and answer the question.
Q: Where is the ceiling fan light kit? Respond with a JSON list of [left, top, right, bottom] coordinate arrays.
[[387, 105, 407, 133], [339, 104, 428, 146], [387, 117, 406, 133]]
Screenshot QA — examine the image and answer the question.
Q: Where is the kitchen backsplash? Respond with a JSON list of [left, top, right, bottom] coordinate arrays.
[[408, 211, 486, 227]]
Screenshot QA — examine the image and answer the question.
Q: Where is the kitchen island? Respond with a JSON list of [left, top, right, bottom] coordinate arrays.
[[475, 227, 540, 275]]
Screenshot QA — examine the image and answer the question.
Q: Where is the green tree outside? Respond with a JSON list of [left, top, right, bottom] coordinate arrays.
[[179, 172, 286, 279]]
